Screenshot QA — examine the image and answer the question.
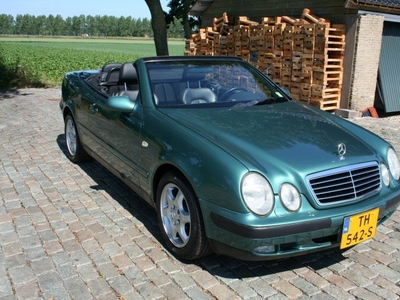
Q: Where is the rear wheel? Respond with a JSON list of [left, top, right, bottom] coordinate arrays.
[[64, 114, 91, 163], [156, 171, 212, 260]]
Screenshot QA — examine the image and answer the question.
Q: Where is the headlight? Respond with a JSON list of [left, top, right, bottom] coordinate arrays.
[[279, 183, 301, 212], [241, 172, 274, 215], [387, 148, 400, 181], [381, 163, 390, 187]]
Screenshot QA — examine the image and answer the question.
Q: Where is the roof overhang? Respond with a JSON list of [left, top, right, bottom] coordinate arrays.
[[189, 0, 214, 16], [345, 0, 400, 14]]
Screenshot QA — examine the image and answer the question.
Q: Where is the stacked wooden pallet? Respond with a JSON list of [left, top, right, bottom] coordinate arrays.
[[185, 9, 346, 111]]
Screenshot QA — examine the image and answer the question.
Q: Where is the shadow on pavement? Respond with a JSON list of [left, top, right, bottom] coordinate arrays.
[[0, 89, 21, 100], [56, 134, 347, 279]]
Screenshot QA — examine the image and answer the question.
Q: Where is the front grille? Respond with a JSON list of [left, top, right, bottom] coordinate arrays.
[[307, 162, 381, 207]]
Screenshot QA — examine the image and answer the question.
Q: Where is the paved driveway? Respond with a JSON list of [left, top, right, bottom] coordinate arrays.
[[1, 88, 400, 300]]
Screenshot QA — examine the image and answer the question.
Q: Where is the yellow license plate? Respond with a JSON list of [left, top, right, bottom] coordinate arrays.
[[340, 208, 379, 249]]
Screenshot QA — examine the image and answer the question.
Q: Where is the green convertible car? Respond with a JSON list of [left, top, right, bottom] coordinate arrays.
[[60, 56, 400, 261]]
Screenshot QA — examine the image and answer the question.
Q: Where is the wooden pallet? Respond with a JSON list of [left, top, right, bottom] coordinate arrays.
[[312, 86, 341, 98], [302, 67, 313, 84], [313, 70, 342, 85], [213, 12, 233, 34], [310, 98, 340, 111], [185, 9, 346, 112], [302, 8, 329, 25]]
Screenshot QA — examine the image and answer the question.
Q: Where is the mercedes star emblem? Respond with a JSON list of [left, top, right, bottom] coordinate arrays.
[[338, 143, 346, 160]]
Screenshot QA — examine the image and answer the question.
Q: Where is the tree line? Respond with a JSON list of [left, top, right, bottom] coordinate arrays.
[[0, 13, 185, 38]]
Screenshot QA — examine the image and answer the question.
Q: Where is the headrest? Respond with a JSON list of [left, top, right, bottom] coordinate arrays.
[[182, 88, 216, 104], [102, 62, 122, 72], [119, 90, 139, 101], [185, 72, 206, 81], [183, 66, 213, 81], [119, 63, 138, 83]]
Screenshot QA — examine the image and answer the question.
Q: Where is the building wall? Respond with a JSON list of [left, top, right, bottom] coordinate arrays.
[[349, 14, 384, 110], [340, 14, 358, 110]]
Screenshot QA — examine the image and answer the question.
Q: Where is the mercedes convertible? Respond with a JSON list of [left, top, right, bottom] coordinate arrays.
[[60, 56, 400, 261]]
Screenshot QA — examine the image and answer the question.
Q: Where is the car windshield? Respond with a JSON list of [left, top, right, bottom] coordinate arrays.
[[146, 60, 288, 108]]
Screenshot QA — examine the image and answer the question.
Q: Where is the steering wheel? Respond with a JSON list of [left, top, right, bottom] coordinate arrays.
[[219, 87, 248, 102]]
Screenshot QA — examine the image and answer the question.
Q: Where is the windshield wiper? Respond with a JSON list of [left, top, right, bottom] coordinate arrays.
[[253, 97, 287, 106], [231, 97, 287, 108], [231, 99, 258, 108]]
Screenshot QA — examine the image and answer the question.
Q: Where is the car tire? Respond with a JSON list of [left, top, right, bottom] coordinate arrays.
[[64, 114, 91, 163], [156, 171, 212, 261]]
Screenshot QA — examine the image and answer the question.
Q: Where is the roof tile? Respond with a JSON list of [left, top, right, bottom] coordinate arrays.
[[355, 0, 400, 8]]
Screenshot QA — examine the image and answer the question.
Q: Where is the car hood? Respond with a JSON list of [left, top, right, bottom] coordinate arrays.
[[161, 102, 377, 181]]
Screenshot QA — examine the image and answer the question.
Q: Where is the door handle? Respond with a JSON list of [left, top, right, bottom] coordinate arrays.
[[90, 104, 98, 114]]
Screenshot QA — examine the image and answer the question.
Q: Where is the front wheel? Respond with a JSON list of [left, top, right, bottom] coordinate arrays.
[[64, 114, 91, 163], [156, 171, 211, 260]]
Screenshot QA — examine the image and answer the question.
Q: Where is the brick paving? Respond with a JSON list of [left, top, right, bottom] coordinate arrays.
[[0, 87, 399, 300]]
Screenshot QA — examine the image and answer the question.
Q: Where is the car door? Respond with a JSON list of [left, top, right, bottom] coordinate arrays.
[[86, 93, 146, 187]]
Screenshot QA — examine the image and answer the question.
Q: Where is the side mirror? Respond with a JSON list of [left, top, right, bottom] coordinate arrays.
[[106, 95, 137, 113]]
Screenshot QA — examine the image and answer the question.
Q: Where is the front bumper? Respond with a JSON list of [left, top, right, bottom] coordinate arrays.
[[201, 192, 400, 261]]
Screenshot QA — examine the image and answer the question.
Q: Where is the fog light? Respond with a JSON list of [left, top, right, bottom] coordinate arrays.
[[254, 245, 276, 254]]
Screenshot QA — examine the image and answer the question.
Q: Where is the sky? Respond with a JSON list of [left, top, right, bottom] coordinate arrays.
[[2, 0, 170, 19]]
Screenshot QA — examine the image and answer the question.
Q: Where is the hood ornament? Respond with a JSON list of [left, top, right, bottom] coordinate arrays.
[[337, 143, 346, 160]]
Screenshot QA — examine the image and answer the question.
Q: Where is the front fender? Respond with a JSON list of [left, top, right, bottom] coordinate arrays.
[[142, 109, 250, 213]]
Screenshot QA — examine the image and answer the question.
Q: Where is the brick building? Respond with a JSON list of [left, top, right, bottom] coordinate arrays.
[[189, 0, 400, 113]]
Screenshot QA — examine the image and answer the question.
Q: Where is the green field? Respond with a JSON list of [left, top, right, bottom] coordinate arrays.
[[0, 37, 185, 88]]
